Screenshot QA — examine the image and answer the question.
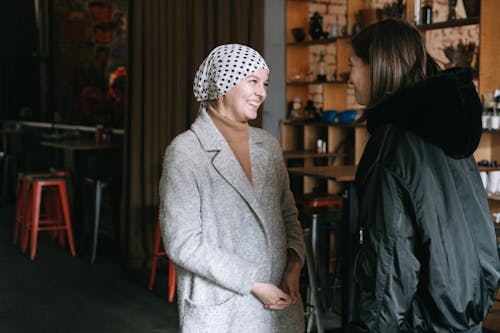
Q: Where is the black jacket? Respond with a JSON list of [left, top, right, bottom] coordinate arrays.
[[349, 68, 500, 332]]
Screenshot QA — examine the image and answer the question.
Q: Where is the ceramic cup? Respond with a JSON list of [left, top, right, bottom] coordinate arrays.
[[487, 170, 500, 194], [480, 171, 488, 190], [482, 114, 491, 129], [491, 115, 500, 130]]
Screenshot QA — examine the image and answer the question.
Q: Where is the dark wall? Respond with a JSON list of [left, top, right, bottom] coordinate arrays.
[[0, 0, 41, 121]]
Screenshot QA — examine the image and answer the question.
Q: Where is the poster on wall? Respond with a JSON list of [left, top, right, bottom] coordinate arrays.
[[52, 0, 128, 128]]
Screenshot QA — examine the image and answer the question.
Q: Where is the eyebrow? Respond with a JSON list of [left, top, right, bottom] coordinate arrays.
[[247, 74, 269, 82]]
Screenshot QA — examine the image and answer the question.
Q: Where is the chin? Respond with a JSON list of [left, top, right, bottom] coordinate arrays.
[[244, 111, 258, 121]]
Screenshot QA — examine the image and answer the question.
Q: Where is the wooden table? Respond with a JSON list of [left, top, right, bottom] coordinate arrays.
[[40, 140, 121, 152], [287, 165, 355, 182], [40, 140, 122, 252], [288, 165, 357, 330]]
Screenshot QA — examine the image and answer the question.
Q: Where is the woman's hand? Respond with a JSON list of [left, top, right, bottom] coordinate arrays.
[[281, 249, 302, 303], [251, 282, 293, 310]]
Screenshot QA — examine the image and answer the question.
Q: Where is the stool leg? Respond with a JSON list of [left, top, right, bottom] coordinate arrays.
[[20, 181, 33, 254], [29, 183, 43, 261], [90, 181, 104, 264], [58, 181, 76, 257], [51, 187, 66, 248], [304, 234, 324, 333], [168, 259, 176, 302], [148, 221, 162, 291]]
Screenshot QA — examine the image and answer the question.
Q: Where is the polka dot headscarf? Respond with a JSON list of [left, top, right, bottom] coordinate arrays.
[[193, 44, 269, 102]]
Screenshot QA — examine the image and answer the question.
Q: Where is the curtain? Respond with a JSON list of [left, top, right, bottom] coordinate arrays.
[[122, 0, 264, 269]]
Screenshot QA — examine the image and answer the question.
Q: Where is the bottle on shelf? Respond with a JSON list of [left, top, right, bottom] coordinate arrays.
[[449, 0, 457, 20], [414, 0, 421, 24], [330, 16, 338, 38], [422, 0, 433, 25], [316, 51, 326, 82]]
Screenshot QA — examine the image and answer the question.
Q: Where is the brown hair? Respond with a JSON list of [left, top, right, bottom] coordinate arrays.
[[351, 19, 440, 107]]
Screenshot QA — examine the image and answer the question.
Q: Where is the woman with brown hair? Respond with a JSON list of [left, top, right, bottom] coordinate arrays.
[[348, 19, 500, 332]]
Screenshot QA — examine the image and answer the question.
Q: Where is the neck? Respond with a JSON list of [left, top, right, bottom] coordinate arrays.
[[208, 103, 247, 123]]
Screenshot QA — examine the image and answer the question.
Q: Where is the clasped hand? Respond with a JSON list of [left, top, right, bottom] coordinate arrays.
[[251, 281, 294, 310], [251, 263, 301, 310]]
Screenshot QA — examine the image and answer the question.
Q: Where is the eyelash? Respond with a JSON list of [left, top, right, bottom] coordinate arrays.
[[248, 78, 269, 88]]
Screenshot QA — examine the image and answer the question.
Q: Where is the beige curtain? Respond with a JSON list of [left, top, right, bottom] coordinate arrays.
[[122, 0, 264, 269]]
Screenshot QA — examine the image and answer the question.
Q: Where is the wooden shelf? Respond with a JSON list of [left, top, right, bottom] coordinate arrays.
[[286, 35, 350, 46], [488, 193, 500, 201], [417, 17, 479, 31], [478, 166, 500, 172], [483, 129, 500, 134], [283, 150, 340, 160], [281, 120, 366, 128], [287, 80, 349, 86]]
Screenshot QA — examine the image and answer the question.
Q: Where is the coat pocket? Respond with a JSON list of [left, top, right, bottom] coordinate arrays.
[[181, 294, 238, 333]]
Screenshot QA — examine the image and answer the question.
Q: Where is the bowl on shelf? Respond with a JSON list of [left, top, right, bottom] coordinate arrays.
[[322, 110, 337, 123], [338, 109, 359, 124], [339, 72, 350, 82], [292, 27, 305, 42]]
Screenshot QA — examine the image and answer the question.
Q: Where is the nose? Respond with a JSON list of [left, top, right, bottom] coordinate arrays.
[[256, 83, 266, 99]]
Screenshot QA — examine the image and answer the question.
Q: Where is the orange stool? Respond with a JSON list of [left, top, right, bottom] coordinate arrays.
[[295, 195, 343, 209], [13, 170, 69, 246], [148, 217, 176, 302], [20, 175, 76, 260]]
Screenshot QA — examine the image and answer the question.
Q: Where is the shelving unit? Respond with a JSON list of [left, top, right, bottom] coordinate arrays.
[[283, 0, 500, 199], [282, 120, 369, 195], [416, 16, 479, 30], [409, 0, 500, 225], [283, 0, 368, 196]]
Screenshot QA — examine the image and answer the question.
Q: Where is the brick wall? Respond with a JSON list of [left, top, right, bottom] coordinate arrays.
[[297, 0, 479, 110]]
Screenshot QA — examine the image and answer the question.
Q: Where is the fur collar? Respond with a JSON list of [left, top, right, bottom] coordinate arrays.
[[365, 67, 482, 159]]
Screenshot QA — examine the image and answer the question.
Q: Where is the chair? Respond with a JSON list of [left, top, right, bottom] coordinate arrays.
[[20, 174, 76, 260], [148, 216, 176, 302]]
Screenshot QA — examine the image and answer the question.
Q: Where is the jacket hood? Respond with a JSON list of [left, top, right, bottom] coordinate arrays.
[[365, 67, 482, 159]]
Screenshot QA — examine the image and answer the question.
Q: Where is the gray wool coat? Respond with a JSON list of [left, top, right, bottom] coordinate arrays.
[[159, 109, 306, 332]]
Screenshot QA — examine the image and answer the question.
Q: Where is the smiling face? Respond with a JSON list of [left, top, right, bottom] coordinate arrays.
[[216, 68, 269, 122], [349, 51, 371, 106]]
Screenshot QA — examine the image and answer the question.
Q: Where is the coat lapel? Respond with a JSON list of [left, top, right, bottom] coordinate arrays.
[[249, 129, 270, 201], [191, 109, 268, 226]]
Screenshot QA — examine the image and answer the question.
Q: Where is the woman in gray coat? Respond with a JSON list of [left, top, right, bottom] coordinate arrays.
[[159, 44, 306, 332]]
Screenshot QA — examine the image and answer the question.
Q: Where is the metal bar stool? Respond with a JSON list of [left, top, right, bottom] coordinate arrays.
[[20, 174, 76, 260], [303, 226, 325, 333], [13, 170, 70, 246]]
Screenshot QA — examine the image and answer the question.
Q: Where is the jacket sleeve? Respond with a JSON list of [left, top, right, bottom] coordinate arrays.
[[158, 146, 260, 296], [278, 148, 306, 265], [348, 164, 421, 333]]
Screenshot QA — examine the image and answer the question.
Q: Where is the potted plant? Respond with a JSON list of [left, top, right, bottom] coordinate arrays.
[[381, 0, 406, 20]]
